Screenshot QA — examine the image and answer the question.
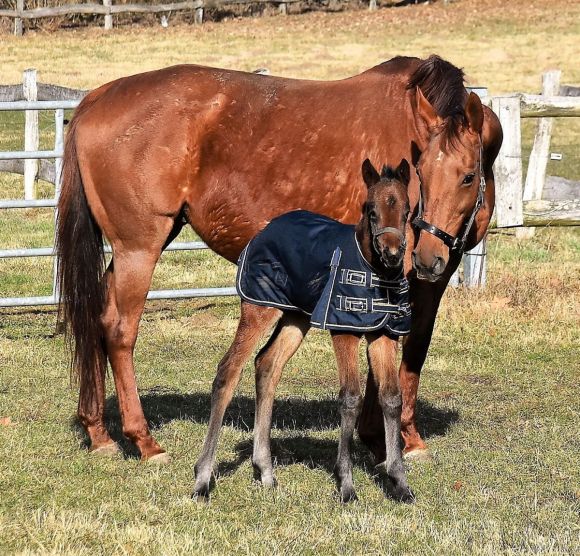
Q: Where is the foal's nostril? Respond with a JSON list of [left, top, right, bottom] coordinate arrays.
[[384, 248, 403, 268]]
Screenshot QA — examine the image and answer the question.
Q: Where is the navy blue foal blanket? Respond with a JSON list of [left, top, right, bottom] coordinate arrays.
[[236, 210, 411, 337]]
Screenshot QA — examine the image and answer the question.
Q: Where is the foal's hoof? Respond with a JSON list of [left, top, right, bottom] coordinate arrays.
[[403, 448, 433, 463], [90, 442, 120, 457], [340, 486, 358, 504], [384, 477, 415, 504], [192, 482, 211, 501], [146, 452, 172, 465], [260, 475, 278, 489]]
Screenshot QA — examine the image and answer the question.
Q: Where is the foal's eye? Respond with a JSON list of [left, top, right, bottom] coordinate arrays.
[[462, 173, 475, 185]]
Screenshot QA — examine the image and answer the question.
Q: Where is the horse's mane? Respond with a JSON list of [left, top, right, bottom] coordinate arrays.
[[408, 55, 468, 148]]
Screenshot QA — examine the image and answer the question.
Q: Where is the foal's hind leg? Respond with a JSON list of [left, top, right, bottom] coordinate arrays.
[[252, 312, 310, 487], [193, 303, 282, 498], [366, 333, 414, 502], [331, 333, 363, 503]]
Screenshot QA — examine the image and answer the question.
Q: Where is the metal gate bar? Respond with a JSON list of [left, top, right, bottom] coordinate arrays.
[[0, 100, 237, 308]]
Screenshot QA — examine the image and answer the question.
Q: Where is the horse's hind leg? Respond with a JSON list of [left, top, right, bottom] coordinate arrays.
[[252, 312, 310, 487], [194, 303, 282, 498], [331, 333, 363, 503], [101, 233, 174, 461], [366, 333, 414, 502]]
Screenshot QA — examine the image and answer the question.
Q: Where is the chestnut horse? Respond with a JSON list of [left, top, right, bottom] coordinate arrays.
[[56, 55, 502, 467], [194, 159, 412, 503]]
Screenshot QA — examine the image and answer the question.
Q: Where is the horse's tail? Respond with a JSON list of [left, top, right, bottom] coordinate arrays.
[[56, 92, 107, 396]]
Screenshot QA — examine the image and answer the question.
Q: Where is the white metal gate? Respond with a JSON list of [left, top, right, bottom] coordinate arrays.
[[0, 99, 236, 308]]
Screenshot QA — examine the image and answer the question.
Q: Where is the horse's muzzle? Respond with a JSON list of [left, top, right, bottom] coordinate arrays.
[[411, 251, 446, 282]]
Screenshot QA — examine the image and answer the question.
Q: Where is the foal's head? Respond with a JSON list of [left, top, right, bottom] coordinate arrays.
[[358, 158, 411, 271]]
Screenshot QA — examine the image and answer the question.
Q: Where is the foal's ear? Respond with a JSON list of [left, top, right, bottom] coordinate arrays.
[[465, 91, 484, 135], [415, 86, 440, 131], [395, 158, 411, 186], [362, 158, 380, 189]]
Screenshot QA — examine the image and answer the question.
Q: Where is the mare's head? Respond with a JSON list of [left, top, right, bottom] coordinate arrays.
[[358, 158, 411, 271], [409, 56, 486, 281]]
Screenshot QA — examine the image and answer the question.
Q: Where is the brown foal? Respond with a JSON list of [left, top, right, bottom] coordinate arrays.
[[194, 159, 413, 503]]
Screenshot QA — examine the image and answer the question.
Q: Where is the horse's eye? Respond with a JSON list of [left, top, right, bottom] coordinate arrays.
[[462, 173, 475, 185]]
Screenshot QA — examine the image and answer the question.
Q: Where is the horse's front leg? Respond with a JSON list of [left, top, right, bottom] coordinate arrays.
[[358, 263, 459, 462], [331, 332, 363, 503], [399, 269, 460, 460], [366, 333, 414, 502]]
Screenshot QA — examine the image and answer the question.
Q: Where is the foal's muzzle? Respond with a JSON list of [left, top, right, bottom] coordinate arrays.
[[372, 225, 406, 269], [383, 247, 405, 269]]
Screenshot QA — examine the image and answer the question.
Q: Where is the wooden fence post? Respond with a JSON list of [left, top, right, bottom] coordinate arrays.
[[103, 0, 113, 30], [369, 0, 378, 10], [463, 238, 486, 288], [194, 3, 204, 24], [279, 2, 288, 15], [492, 96, 523, 228], [23, 69, 39, 200], [14, 0, 24, 36], [517, 69, 562, 239]]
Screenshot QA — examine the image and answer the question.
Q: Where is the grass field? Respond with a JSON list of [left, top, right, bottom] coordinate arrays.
[[1, 0, 579, 554]]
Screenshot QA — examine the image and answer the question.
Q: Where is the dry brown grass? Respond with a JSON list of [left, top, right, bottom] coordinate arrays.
[[1, 0, 579, 92]]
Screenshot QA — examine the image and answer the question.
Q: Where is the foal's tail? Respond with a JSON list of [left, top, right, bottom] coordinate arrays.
[[55, 95, 107, 396]]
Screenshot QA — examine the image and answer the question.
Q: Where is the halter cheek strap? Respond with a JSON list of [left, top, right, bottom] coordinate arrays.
[[412, 139, 486, 253]]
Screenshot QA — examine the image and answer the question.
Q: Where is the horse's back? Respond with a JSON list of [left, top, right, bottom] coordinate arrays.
[[67, 60, 418, 261]]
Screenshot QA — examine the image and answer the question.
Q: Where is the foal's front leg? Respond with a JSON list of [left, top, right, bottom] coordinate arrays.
[[366, 333, 414, 502], [331, 333, 363, 503]]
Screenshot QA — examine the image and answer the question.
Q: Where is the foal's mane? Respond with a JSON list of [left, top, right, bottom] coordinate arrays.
[[407, 55, 469, 148]]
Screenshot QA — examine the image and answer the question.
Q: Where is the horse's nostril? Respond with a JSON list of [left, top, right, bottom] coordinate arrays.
[[432, 256, 445, 275]]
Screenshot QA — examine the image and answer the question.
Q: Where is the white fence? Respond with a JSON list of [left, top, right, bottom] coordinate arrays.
[[1, 71, 579, 307], [0, 97, 236, 308]]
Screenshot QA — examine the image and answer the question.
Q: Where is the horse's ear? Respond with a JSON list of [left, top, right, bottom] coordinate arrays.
[[415, 86, 440, 130], [465, 91, 484, 134], [362, 158, 380, 189], [396, 158, 411, 186]]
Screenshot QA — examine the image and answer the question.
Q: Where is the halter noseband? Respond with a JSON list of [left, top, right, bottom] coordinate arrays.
[[412, 139, 486, 253]]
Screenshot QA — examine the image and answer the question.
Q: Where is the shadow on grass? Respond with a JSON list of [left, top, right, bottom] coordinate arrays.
[[72, 389, 459, 466]]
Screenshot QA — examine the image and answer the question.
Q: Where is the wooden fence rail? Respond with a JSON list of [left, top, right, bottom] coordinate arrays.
[[2, 0, 343, 34]]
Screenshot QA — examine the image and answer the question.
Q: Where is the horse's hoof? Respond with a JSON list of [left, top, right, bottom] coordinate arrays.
[[146, 452, 171, 465], [403, 448, 433, 463], [387, 485, 415, 503], [90, 442, 120, 456]]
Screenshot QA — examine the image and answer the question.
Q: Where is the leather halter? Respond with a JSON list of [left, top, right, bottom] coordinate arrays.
[[412, 140, 486, 253]]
